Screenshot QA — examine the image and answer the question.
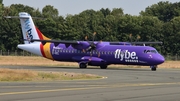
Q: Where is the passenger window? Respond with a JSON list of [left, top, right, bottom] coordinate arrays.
[[108, 51, 110, 54], [92, 51, 95, 54], [75, 50, 77, 53], [101, 51, 103, 54], [96, 51, 98, 54]]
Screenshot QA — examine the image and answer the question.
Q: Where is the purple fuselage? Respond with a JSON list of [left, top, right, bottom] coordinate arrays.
[[49, 43, 165, 66]]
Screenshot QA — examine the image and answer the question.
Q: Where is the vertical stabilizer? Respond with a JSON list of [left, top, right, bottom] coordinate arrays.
[[5, 12, 52, 57], [19, 12, 40, 44]]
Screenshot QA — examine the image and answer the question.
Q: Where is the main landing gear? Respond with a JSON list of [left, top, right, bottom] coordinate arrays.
[[100, 65, 107, 69], [79, 63, 108, 69], [150, 65, 157, 71], [79, 63, 87, 69]]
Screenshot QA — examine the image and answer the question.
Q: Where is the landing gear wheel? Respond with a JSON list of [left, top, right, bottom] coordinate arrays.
[[151, 65, 157, 71], [79, 63, 87, 69], [100, 65, 107, 69]]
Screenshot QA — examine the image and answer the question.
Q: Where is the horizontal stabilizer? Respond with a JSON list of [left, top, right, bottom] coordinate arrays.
[[4, 16, 44, 19], [4, 16, 29, 19]]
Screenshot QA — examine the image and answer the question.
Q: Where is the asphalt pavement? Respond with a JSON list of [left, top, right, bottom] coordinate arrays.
[[0, 65, 180, 101]]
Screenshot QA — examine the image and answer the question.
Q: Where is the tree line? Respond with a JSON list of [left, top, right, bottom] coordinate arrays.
[[0, 0, 180, 56]]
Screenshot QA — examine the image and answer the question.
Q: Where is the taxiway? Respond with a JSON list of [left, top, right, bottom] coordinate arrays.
[[0, 66, 180, 101]]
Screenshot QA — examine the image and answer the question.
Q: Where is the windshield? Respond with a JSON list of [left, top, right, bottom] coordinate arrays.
[[144, 49, 158, 54]]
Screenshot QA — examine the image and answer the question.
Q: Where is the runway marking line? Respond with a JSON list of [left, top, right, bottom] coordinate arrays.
[[0, 86, 107, 96], [0, 82, 180, 96]]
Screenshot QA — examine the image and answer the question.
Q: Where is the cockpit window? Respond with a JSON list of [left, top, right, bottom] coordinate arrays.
[[144, 50, 157, 54], [150, 50, 157, 53]]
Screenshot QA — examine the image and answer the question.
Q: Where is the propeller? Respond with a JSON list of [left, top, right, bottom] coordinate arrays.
[[84, 32, 96, 51], [135, 35, 141, 42], [129, 34, 141, 45], [83, 32, 102, 58]]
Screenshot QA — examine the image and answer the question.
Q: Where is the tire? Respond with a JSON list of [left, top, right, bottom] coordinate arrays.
[[100, 65, 107, 69], [151, 65, 157, 71], [79, 63, 87, 69]]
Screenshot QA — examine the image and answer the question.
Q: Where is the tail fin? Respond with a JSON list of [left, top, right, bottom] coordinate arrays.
[[18, 12, 50, 44]]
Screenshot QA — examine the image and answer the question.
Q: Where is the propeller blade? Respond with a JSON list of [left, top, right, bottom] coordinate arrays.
[[137, 35, 141, 39], [92, 32, 96, 41], [135, 35, 140, 42], [93, 32, 96, 36], [85, 36, 88, 41], [129, 34, 132, 42]]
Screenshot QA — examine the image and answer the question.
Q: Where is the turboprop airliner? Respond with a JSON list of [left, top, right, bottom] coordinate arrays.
[[5, 12, 165, 71]]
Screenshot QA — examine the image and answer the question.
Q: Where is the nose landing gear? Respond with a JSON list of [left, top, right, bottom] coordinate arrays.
[[150, 65, 157, 71]]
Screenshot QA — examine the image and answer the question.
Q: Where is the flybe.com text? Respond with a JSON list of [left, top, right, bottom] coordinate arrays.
[[114, 49, 138, 61]]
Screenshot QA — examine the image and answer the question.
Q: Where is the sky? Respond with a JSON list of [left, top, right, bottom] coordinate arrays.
[[3, 0, 180, 16]]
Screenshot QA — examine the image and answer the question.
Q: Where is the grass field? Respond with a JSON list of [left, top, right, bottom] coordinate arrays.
[[0, 56, 103, 81], [0, 68, 101, 81], [0, 56, 180, 68]]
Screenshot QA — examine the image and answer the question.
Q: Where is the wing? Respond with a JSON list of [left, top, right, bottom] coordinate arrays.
[[130, 42, 163, 44], [110, 41, 163, 45], [110, 42, 132, 45]]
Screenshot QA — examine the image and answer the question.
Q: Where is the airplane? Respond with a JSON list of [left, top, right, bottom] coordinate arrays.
[[5, 12, 165, 71]]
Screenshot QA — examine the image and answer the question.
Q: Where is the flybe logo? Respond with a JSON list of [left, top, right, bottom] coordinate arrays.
[[25, 19, 33, 43], [114, 49, 138, 62]]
